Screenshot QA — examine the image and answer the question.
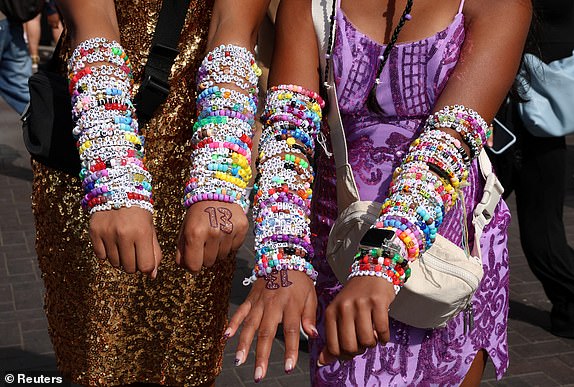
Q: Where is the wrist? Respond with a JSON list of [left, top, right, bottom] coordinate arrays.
[[248, 246, 317, 285], [349, 227, 411, 291]]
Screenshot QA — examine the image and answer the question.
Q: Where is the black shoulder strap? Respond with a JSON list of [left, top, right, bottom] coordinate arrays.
[[134, 0, 192, 125]]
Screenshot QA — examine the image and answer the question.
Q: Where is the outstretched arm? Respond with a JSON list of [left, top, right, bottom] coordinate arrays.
[[224, 0, 321, 382], [175, 0, 270, 272], [56, 0, 161, 278], [318, 0, 532, 366]]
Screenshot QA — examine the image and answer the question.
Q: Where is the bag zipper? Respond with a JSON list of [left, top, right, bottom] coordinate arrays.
[[463, 301, 474, 334]]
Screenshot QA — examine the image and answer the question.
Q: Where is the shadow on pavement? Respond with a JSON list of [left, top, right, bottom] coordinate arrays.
[[508, 300, 551, 332], [0, 144, 33, 182]]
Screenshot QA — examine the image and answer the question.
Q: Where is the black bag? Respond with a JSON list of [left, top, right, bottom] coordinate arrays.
[[0, 0, 43, 22], [21, 64, 80, 175], [21, 0, 191, 176]]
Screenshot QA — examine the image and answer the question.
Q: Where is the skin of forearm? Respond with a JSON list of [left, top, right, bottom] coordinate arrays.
[[56, 0, 120, 47], [207, 0, 271, 52]]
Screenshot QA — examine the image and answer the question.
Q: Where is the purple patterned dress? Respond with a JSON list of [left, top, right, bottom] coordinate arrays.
[[308, 3, 512, 386]]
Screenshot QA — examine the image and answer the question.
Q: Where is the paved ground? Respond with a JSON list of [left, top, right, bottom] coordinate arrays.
[[1, 90, 574, 386]]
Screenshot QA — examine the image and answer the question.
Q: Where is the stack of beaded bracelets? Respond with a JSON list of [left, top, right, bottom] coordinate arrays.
[[182, 44, 261, 213], [348, 235, 411, 294], [353, 105, 489, 286], [69, 38, 153, 214], [243, 85, 324, 285]]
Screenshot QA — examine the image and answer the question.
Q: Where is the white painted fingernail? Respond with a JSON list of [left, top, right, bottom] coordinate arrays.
[[311, 326, 319, 338], [317, 359, 326, 367], [234, 350, 244, 366], [254, 366, 264, 382], [285, 358, 294, 373]]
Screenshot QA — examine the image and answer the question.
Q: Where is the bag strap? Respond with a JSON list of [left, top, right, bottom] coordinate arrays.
[[473, 151, 504, 238], [311, 0, 503, 242], [134, 0, 191, 126], [312, 0, 361, 213]]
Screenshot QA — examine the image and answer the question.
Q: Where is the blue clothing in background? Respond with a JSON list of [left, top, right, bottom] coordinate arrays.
[[0, 17, 32, 115]]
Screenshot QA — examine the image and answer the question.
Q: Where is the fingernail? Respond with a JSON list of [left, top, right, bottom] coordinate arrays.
[[285, 358, 294, 373], [254, 366, 263, 382], [234, 350, 244, 366], [311, 326, 319, 338], [317, 359, 326, 367], [222, 328, 232, 339]]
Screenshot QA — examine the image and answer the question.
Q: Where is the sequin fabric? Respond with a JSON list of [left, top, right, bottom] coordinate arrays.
[[308, 5, 512, 386], [31, 1, 233, 386]]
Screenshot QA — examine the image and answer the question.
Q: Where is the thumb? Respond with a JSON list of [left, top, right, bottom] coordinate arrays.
[[301, 289, 318, 339], [151, 228, 162, 279]]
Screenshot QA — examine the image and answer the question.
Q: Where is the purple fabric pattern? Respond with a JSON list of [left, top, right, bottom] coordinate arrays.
[[308, 7, 511, 386]]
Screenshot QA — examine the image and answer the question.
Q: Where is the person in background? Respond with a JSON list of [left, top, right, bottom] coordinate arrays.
[[24, 13, 41, 72], [24, 1, 63, 73], [44, 0, 62, 43], [0, 8, 32, 114], [491, 0, 574, 339]]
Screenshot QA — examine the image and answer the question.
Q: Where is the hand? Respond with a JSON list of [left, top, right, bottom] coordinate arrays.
[[225, 270, 318, 382], [318, 276, 396, 366], [90, 207, 162, 278], [175, 201, 248, 273]]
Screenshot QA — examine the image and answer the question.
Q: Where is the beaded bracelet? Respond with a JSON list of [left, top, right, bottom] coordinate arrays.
[[348, 233, 410, 293], [183, 44, 260, 214], [249, 85, 324, 285], [69, 38, 152, 215], [358, 104, 488, 274]]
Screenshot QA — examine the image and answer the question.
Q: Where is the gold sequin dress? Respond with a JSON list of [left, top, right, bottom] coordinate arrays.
[[31, 1, 232, 385]]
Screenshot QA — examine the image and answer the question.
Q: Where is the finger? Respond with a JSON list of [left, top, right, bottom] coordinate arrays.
[[135, 230, 156, 276], [372, 303, 391, 344], [103, 238, 120, 269], [217, 237, 233, 261], [324, 306, 341, 359], [175, 227, 184, 267], [118, 237, 137, 274], [338, 303, 360, 356], [317, 348, 338, 367], [356, 301, 377, 349], [282, 310, 302, 374], [182, 236, 204, 274], [301, 288, 319, 339], [151, 228, 162, 279], [254, 308, 281, 382], [226, 299, 253, 339], [236, 303, 264, 367], [90, 233, 106, 261], [203, 238, 219, 268]]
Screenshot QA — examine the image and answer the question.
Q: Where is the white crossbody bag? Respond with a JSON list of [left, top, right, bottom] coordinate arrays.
[[311, 0, 504, 329]]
